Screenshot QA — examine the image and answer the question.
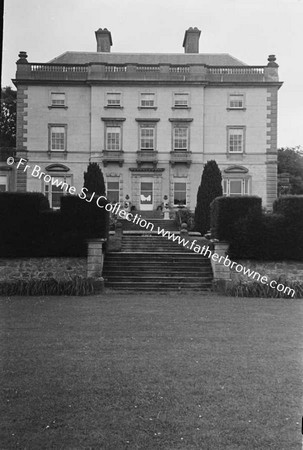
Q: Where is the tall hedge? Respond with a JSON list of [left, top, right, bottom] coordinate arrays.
[[0, 192, 109, 257], [210, 196, 262, 241], [194, 160, 222, 235]]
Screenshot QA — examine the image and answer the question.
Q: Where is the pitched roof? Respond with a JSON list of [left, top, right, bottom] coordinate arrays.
[[49, 51, 247, 66]]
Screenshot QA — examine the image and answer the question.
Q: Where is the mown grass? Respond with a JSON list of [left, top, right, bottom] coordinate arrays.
[[1, 293, 302, 449]]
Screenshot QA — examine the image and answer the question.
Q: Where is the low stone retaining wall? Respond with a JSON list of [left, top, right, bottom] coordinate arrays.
[[0, 257, 87, 281], [230, 260, 303, 282], [211, 242, 303, 284], [0, 238, 107, 286]]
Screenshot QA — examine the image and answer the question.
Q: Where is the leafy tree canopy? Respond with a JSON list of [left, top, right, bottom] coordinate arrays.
[[278, 146, 303, 194], [0, 87, 16, 148]]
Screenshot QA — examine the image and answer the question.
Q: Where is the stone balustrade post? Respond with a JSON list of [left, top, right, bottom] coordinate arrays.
[[87, 239, 106, 290], [211, 241, 231, 285]]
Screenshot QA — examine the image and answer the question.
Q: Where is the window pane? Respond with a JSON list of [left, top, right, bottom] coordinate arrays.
[[229, 180, 242, 196], [229, 129, 243, 153], [0, 175, 7, 192], [174, 182, 186, 205], [174, 127, 188, 150], [174, 93, 188, 107], [107, 93, 121, 106], [51, 93, 65, 106], [51, 127, 65, 151], [229, 95, 244, 108], [140, 127, 154, 149], [106, 127, 120, 150], [141, 93, 155, 107], [45, 176, 70, 208], [107, 181, 119, 203]]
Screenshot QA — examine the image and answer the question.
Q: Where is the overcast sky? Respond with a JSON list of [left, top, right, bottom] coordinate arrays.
[[2, 0, 303, 148]]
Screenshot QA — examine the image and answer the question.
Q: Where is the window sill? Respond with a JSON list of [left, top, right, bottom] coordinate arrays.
[[104, 106, 124, 109], [138, 106, 158, 110], [227, 107, 246, 111], [48, 105, 68, 109], [48, 150, 67, 159], [171, 106, 191, 110]]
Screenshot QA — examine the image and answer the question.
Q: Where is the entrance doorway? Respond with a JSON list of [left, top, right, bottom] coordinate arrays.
[[140, 179, 153, 210]]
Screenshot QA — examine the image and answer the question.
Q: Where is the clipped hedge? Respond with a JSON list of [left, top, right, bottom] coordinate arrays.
[[61, 195, 109, 239], [0, 192, 109, 257], [210, 196, 262, 241], [273, 195, 303, 219], [0, 192, 50, 217]]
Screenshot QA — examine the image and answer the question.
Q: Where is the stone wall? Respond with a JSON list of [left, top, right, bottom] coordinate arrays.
[[230, 260, 303, 283], [0, 257, 86, 281], [211, 242, 303, 284]]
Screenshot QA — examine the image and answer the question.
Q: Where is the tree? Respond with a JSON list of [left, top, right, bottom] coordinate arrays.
[[83, 162, 106, 195], [0, 87, 16, 148], [278, 146, 303, 194], [194, 160, 222, 235]]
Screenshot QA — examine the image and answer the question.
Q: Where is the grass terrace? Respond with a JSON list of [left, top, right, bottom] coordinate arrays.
[[1, 293, 302, 449]]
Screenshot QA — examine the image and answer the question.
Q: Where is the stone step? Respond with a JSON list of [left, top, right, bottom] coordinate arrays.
[[105, 253, 210, 261], [105, 281, 213, 291], [103, 268, 212, 275]]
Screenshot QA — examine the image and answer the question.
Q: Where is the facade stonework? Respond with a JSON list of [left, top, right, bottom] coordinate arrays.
[[13, 28, 283, 210]]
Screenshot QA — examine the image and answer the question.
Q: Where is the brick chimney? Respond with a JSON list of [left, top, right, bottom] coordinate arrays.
[[95, 28, 112, 52], [183, 27, 201, 53]]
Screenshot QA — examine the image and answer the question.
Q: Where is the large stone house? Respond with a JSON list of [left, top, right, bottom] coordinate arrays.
[[12, 27, 282, 210]]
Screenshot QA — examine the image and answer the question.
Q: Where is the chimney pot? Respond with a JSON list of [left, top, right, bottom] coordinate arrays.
[[95, 28, 113, 52], [183, 27, 201, 53]]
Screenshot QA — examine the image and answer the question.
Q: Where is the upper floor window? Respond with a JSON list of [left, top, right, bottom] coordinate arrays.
[[140, 125, 155, 151], [228, 94, 244, 109], [49, 125, 66, 152], [228, 127, 245, 153], [173, 93, 189, 108], [106, 92, 121, 107], [51, 93, 66, 107], [140, 93, 155, 108], [106, 126, 121, 151], [173, 127, 188, 151]]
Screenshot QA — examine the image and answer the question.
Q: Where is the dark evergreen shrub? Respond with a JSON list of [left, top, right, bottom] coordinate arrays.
[[194, 160, 222, 235], [83, 162, 106, 195], [60, 195, 109, 239], [210, 196, 262, 241]]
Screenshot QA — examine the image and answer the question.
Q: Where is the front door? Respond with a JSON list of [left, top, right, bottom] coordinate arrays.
[[140, 180, 153, 210]]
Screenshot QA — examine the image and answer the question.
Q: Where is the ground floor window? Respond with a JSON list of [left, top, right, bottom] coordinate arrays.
[[174, 182, 187, 206], [0, 174, 8, 192], [223, 178, 249, 196], [44, 175, 71, 209], [106, 179, 120, 203]]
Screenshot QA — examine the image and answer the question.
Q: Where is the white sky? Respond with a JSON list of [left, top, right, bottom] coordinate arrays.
[[2, 0, 303, 148]]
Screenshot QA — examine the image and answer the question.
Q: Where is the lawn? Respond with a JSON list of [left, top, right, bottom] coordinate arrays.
[[1, 292, 302, 449]]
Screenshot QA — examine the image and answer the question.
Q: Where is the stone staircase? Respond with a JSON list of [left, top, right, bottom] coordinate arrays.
[[119, 209, 177, 232], [103, 232, 213, 291]]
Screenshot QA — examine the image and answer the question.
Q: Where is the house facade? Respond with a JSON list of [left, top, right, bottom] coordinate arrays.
[[13, 27, 282, 210]]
